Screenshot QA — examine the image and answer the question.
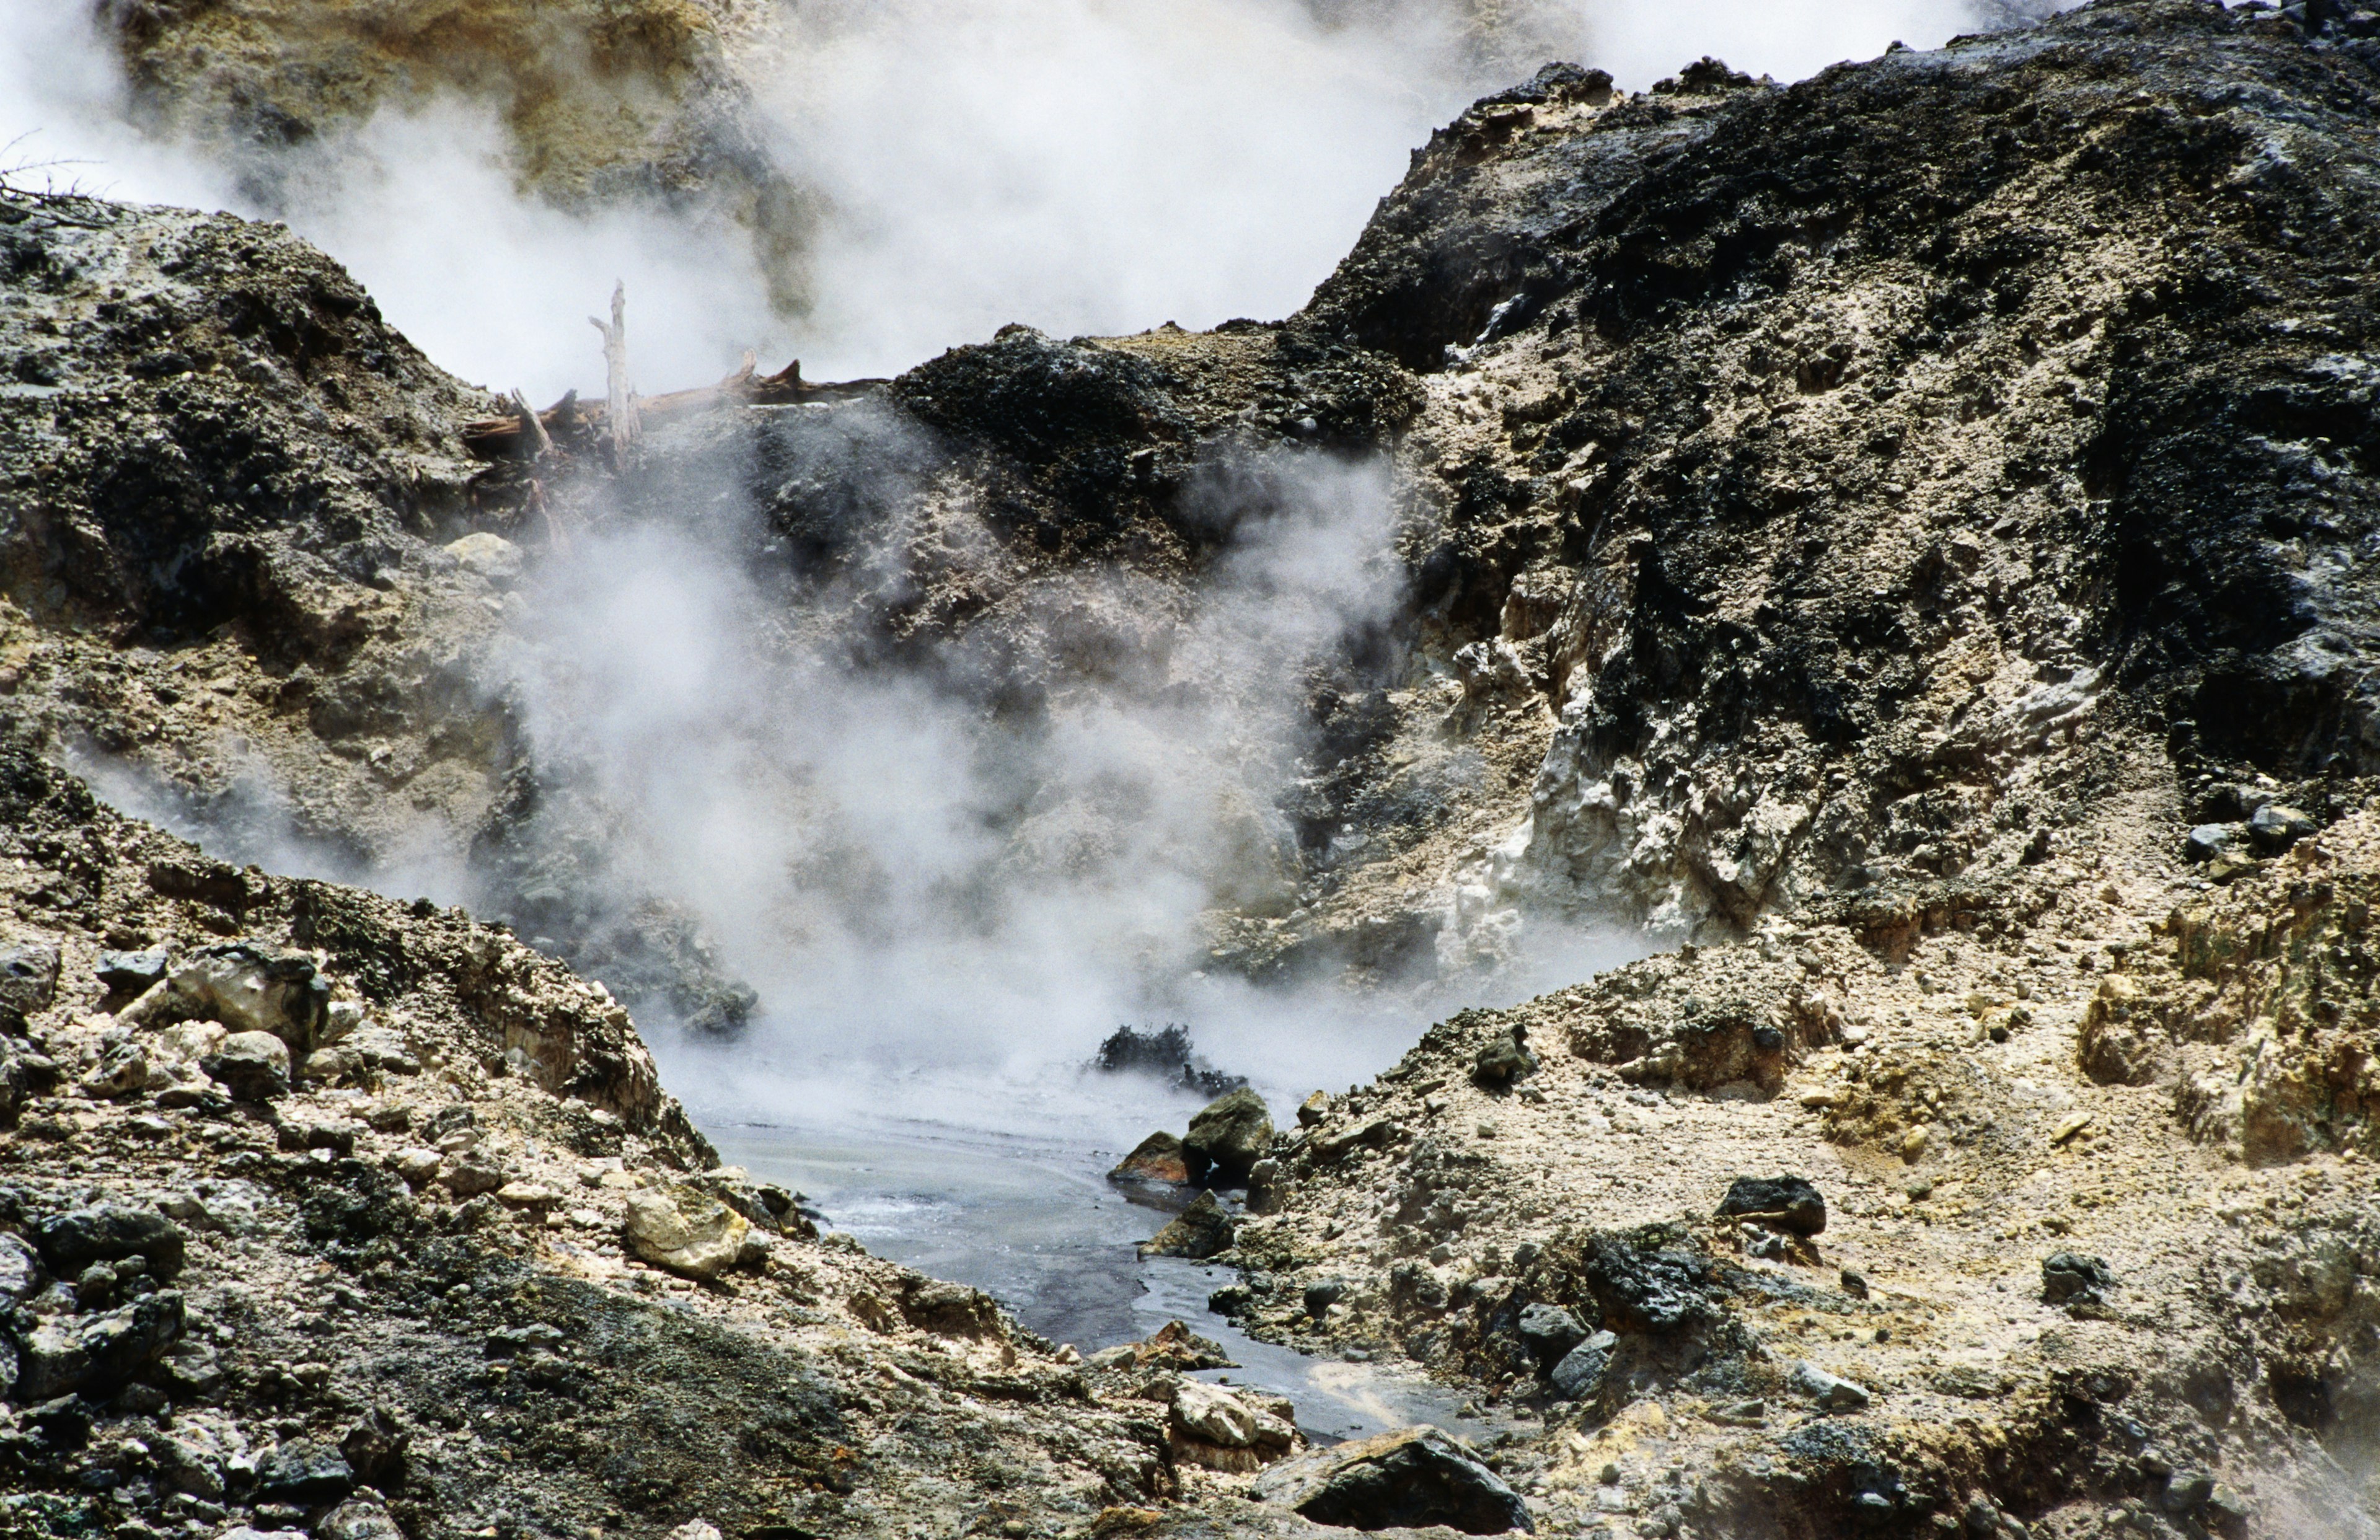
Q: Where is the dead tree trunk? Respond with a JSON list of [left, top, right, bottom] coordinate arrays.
[[588, 280, 639, 462], [508, 389, 555, 460]]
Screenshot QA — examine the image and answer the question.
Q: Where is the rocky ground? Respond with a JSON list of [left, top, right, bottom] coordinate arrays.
[[4, 0, 2380, 1537]]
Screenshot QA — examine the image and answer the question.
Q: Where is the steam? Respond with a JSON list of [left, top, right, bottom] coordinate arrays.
[[496, 439, 1419, 1094], [6, 0, 2012, 1119], [2, 0, 2026, 395]]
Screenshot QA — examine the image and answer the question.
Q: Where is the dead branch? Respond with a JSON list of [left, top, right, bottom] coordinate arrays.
[[589, 280, 640, 462]]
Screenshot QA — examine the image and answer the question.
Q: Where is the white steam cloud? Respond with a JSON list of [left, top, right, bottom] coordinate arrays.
[[3, 0, 2020, 397]]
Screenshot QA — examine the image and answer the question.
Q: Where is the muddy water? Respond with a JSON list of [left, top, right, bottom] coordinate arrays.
[[694, 1081, 1489, 1443]]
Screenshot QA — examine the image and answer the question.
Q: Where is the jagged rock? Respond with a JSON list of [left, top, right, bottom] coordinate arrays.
[[1471, 1026, 1538, 1088], [2042, 1252, 2115, 1306], [97, 949, 171, 991], [1549, 1331, 1618, 1402], [200, 1031, 291, 1101], [0, 940, 59, 1016], [1172, 1379, 1258, 1448], [13, 1290, 185, 1399], [0, 1232, 42, 1302], [1109, 1131, 1191, 1185], [445, 532, 524, 586], [253, 1438, 355, 1505], [35, 1203, 187, 1278], [340, 1408, 410, 1490], [1139, 1191, 1236, 1259], [1297, 1091, 1331, 1127], [623, 1184, 749, 1280], [1252, 1425, 1532, 1534], [1184, 1088, 1274, 1184], [146, 945, 330, 1055], [1516, 1302, 1587, 1362], [1715, 1176, 1827, 1236], [2248, 804, 2316, 853], [2185, 824, 2240, 863]]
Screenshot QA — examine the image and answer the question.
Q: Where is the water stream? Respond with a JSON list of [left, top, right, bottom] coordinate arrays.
[[689, 1070, 1496, 1444]]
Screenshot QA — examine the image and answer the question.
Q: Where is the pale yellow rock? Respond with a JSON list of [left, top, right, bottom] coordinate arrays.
[[624, 1184, 747, 1279]]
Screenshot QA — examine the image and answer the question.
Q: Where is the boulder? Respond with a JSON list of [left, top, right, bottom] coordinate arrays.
[[623, 1185, 749, 1280], [1173, 1379, 1258, 1448], [1791, 1360, 1872, 1410], [495, 1181, 560, 1215], [1252, 1425, 1532, 1534], [13, 1289, 185, 1399], [1549, 1331, 1618, 1401], [2248, 803, 2316, 853], [36, 1203, 187, 1277], [446, 532, 525, 586], [1138, 1190, 1236, 1259], [1184, 1086, 1274, 1184], [1516, 1302, 1587, 1363], [0, 940, 60, 1016], [253, 1437, 355, 1505], [1297, 1091, 1331, 1127], [201, 1031, 291, 1101], [2042, 1251, 2115, 1306], [1471, 1027, 1538, 1089], [442, 1159, 508, 1199], [97, 948, 171, 992], [157, 945, 329, 1056], [1108, 1131, 1191, 1185], [1715, 1175, 1827, 1236]]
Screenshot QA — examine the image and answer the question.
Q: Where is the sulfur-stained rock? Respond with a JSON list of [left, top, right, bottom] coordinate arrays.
[[624, 1184, 749, 1280], [1108, 1130, 1191, 1186]]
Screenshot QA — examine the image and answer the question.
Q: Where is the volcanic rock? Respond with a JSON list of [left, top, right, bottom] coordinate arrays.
[[1253, 1425, 1532, 1534]]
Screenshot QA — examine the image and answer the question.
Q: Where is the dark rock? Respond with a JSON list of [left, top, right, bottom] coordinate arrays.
[[95, 949, 170, 992], [1139, 1190, 1235, 1259], [2247, 803, 2316, 853], [1244, 1157, 1286, 1215], [1471, 1027, 1538, 1089], [253, 1437, 355, 1505], [2042, 1252, 2115, 1305], [1549, 1331, 1618, 1401], [14, 1290, 185, 1399], [2185, 824, 2240, 863], [1184, 1086, 1274, 1184], [200, 1031, 291, 1101], [1577, 1226, 1725, 1334], [1515, 1302, 1587, 1363], [339, 1408, 410, 1490], [1092, 1025, 1244, 1097], [1304, 1278, 1348, 1317], [1716, 1175, 1827, 1236], [1108, 1131, 1191, 1186], [0, 941, 59, 1016], [154, 1339, 222, 1398], [35, 1203, 187, 1278], [1839, 1269, 1869, 1300], [1251, 1425, 1532, 1534]]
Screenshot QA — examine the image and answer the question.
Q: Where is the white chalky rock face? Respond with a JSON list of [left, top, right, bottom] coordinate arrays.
[[623, 1185, 749, 1280]]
